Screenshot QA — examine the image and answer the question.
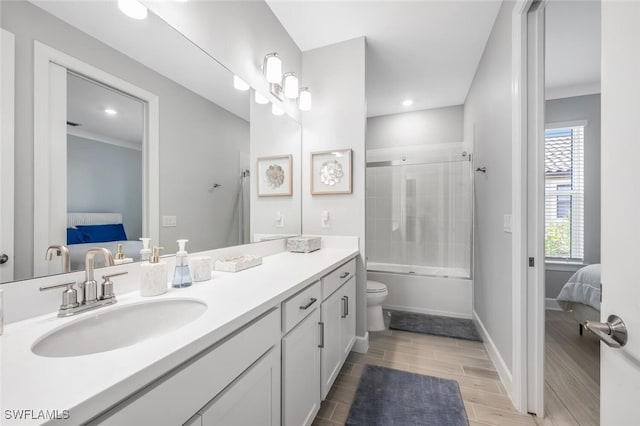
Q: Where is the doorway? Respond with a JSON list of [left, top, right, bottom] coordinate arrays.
[[32, 41, 159, 276], [521, 0, 602, 422]]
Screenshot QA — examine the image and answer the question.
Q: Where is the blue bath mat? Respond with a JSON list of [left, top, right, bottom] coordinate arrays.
[[389, 310, 482, 342], [346, 365, 469, 426]]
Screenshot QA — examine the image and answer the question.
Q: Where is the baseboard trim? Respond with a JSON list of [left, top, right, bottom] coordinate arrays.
[[383, 304, 472, 319], [352, 332, 369, 354], [473, 310, 513, 400], [545, 298, 562, 311]]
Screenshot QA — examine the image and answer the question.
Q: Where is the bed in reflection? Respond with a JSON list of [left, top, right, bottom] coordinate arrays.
[[557, 263, 601, 334], [67, 213, 142, 269]]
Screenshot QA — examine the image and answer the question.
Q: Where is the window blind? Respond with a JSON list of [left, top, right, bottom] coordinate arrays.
[[544, 126, 584, 261]]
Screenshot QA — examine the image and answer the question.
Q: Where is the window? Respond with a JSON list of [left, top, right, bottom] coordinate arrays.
[[544, 125, 584, 261]]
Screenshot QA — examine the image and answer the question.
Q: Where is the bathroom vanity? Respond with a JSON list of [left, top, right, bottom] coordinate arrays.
[[1, 245, 359, 426]]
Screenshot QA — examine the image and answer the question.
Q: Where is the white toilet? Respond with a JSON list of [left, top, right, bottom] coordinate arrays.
[[366, 280, 389, 331]]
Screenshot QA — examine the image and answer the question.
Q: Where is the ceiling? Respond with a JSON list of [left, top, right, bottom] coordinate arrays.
[[32, 0, 250, 121], [67, 73, 144, 148], [266, 0, 502, 117], [545, 0, 601, 100]]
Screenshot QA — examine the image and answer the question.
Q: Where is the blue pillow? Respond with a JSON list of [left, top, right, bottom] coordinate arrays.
[[76, 224, 127, 243], [67, 227, 89, 245]]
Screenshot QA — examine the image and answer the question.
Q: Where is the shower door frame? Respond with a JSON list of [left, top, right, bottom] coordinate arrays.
[[365, 152, 474, 280]]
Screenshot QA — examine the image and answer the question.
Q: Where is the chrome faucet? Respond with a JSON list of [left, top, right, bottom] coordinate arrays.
[[40, 248, 127, 317], [45, 245, 71, 273], [81, 247, 115, 304]]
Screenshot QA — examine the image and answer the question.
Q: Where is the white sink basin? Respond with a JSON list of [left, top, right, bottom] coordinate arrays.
[[32, 298, 207, 358]]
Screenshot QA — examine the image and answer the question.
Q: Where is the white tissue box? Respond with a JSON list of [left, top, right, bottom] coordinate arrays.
[[190, 256, 213, 282], [287, 236, 321, 253], [214, 255, 262, 272]]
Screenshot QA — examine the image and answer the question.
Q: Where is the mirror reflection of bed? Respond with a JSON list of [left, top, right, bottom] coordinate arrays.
[[543, 1, 601, 424], [67, 213, 142, 270]]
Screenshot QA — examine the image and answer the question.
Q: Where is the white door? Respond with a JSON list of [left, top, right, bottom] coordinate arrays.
[[0, 29, 15, 283], [598, 2, 640, 424], [340, 278, 356, 359]]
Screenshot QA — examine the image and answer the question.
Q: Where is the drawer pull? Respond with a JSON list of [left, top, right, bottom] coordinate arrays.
[[318, 322, 325, 348], [339, 272, 350, 279], [299, 297, 317, 310]]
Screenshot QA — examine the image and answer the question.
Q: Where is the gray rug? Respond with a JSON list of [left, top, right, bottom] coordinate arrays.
[[346, 365, 469, 426], [389, 311, 482, 342]]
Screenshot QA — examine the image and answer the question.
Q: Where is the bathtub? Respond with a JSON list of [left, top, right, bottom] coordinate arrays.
[[367, 262, 472, 319], [367, 262, 470, 279]]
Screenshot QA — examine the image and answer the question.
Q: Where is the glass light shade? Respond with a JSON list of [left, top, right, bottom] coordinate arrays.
[[271, 103, 284, 116], [233, 75, 250, 91], [264, 53, 282, 84], [283, 73, 299, 99], [298, 88, 312, 111], [118, 0, 148, 20], [254, 91, 269, 104]]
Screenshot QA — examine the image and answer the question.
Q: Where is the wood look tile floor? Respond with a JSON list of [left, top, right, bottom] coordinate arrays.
[[312, 312, 538, 426], [543, 310, 600, 426]]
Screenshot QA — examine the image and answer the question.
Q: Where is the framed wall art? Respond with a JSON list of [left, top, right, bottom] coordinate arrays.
[[257, 154, 293, 197], [311, 149, 353, 195]]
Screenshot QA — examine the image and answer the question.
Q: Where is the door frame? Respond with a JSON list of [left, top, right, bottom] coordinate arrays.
[[511, 0, 547, 416], [1, 29, 16, 283], [33, 41, 159, 276]]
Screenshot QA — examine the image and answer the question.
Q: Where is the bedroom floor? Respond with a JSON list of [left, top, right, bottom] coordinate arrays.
[[544, 309, 600, 425]]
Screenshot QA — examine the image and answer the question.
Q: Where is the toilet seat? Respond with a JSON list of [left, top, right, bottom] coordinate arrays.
[[367, 280, 387, 294]]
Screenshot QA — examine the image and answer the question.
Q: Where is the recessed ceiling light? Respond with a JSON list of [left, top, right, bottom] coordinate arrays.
[[118, 0, 148, 20], [104, 108, 118, 115], [402, 99, 413, 107]]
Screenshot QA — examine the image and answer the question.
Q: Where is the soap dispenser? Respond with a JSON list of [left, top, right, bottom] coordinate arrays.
[[140, 246, 168, 297], [172, 239, 192, 288], [114, 243, 133, 265], [139, 237, 152, 261]]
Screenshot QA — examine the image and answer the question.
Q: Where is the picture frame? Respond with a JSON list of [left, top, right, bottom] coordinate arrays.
[[311, 149, 353, 195], [257, 154, 293, 197]]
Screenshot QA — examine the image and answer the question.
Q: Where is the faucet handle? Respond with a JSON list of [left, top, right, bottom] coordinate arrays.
[[100, 271, 128, 301], [40, 281, 79, 312]]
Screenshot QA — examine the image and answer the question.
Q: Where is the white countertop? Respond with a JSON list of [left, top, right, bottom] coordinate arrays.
[[0, 248, 358, 425]]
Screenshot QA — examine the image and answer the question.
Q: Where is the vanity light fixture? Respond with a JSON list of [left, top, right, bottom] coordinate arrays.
[[283, 72, 299, 99], [271, 103, 284, 116], [402, 99, 414, 107], [104, 108, 118, 115], [298, 87, 312, 111], [117, 0, 148, 20], [255, 91, 269, 105], [233, 75, 250, 91], [262, 52, 311, 110], [263, 53, 282, 84]]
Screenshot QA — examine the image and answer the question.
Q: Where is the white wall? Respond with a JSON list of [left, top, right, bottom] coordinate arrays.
[[463, 1, 516, 372], [367, 105, 464, 149], [301, 37, 368, 336], [250, 96, 301, 239], [2, 1, 249, 278], [146, 0, 302, 121], [544, 94, 601, 299], [67, 135, 143, 240]]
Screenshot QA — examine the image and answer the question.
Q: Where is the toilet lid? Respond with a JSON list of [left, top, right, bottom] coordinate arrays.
[[367, 280, 387, 293]]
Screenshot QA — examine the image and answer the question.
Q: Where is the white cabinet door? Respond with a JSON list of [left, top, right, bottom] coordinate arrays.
[[282, 309, 321, 426], [200, 347, 281, 426], [320, 289, 343, 399], [340, 278, 356, 360]]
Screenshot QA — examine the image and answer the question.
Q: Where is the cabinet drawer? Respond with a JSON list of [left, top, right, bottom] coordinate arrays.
[[283, 281, 321, 333], [321, 258, 356, 300], [94, 308, 280, 426]]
